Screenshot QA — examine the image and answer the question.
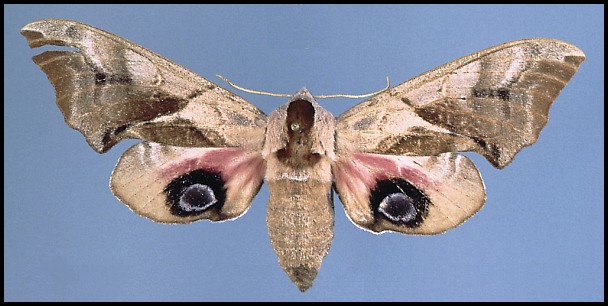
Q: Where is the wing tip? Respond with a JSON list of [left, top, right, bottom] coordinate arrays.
[[518, 38, 586, 60], [21, 19, 70, 48]]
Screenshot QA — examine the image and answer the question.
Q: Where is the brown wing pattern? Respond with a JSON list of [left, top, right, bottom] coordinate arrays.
[[337, 39, 585, 168], [21, 19, 267, 153]]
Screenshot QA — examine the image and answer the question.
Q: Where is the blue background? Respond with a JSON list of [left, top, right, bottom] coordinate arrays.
[[5, 4, 604, 301]]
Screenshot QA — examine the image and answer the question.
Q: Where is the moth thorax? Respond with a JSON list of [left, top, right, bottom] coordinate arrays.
[[275, 99, 322, 168]]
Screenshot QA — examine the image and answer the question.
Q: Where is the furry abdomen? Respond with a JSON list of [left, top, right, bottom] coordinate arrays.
[[266, 178, 334, 292]]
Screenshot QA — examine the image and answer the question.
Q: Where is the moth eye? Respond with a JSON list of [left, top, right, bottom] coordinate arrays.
[[290, 122, 300, 132], [378, 193, 417, 223], [369, 178, 430, 228], [163, 169, 227, 217]]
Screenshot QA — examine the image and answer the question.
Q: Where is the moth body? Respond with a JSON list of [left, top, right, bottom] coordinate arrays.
[[264, 89, 336, 292], [21, 19, 585, 292]]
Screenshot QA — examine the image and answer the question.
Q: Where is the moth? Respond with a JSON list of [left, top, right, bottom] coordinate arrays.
[[21, 19, 585, 292]]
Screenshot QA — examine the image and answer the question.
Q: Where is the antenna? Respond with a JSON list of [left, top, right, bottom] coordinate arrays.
[[216, 75, 390, 99]]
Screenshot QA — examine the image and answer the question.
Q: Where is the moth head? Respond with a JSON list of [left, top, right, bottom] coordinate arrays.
[[288, 87, 316, 103], [286, 88, 317, 135]]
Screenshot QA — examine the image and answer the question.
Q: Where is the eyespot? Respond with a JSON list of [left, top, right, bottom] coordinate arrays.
[[163, 169, 226, 217], [178, 184, 217, 212], [378, 192, 417, 223], [369, 178, 430, 228]]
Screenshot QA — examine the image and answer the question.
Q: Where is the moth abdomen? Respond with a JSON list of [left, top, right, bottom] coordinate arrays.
[[164, 169, 227, 218], [266, 179, 335, 292], [369, 178, 430, 228]]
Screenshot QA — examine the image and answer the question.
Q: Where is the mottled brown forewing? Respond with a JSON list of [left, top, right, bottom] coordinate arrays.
[[337, 39, 585, 168]]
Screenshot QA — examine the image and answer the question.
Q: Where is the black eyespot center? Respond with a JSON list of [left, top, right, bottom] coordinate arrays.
[[179, 183, 218, 212], [163, 169, 226, 217], [369, 178, 430, 228], [378, 193, 417, 223]]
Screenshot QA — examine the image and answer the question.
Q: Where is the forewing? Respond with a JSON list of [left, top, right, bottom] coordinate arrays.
[[21, 19, 267, 153], [337, 39, 585, 168]]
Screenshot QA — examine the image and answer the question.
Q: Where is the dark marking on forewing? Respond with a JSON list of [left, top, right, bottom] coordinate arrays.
[[472, 88, 511, 101], [97, 95, 188, 152], [130, 119, 227, 148], [94, 72, 133, 85], [375, 128, 470, 156], [228, 112, 252, 126], [102, 123, 132, 152], [65, 25, 80, 39], [470, 136, 501, 163], [187, 89, 205, 100], [353, 117, 375, 130]]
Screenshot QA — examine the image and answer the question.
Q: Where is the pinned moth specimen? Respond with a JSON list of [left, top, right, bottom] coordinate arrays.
[[21, 19, 585, 292]]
